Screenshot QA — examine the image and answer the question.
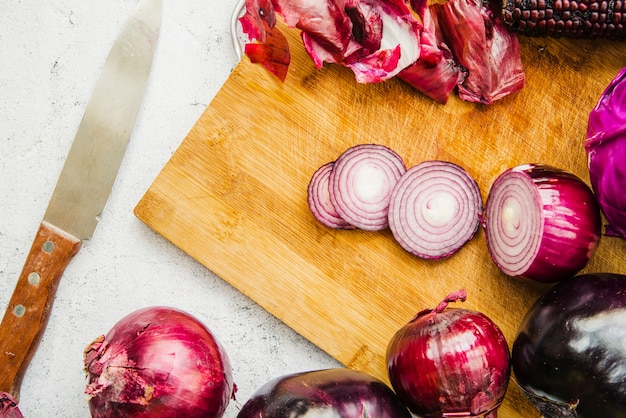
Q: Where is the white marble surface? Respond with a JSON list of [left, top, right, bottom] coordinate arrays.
[[0, 1, 340, 416]]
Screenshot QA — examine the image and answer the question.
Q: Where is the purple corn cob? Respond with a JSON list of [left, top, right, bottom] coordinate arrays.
[[502, 0, 626, 39]]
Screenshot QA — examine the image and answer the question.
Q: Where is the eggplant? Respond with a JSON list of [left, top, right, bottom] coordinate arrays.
[[236, 368, 412, 417], [512, 273, 626, 418]]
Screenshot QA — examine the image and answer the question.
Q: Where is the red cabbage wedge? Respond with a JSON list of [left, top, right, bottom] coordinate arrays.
[[512, 273, 626, 418], [236, 368, 412, 417], [483, 163, 601, 283], [586, 66, 626, 239]]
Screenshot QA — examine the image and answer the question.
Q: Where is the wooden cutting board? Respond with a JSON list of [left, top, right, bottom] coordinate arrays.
[[135, 23, 626, 417]]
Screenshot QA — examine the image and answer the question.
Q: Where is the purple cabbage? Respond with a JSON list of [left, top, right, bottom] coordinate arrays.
[[586, 67, 626, 239]]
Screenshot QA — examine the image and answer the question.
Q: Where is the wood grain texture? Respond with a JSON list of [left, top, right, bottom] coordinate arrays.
[[135, 24, 626, 417], [0, 222, 82, 400]]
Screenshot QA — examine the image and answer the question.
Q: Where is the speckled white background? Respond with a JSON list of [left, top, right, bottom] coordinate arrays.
[[0, 1, 341, 416]]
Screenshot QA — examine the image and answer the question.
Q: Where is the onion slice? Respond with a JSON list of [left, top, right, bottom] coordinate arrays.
[[483, 164, 602, 283], [388, 161, 482, 259], [329, 144, 406, 231], [307, 162, 356, 229]]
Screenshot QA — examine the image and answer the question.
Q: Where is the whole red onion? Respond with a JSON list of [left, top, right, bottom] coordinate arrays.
[[83, 306, 234, 418], [0, 392, 23, 418], [386, 290, 511, 418]]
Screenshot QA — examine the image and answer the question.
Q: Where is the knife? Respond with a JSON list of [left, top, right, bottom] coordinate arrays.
[[0, 0, 162, 402]]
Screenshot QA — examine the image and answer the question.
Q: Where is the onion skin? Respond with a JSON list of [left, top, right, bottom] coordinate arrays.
[[586, 67, 626, 239], [512, 273, 626, 417], [240, 0, 421, 83], [84, 306, 234, 418], [429, 0, 525, 104], [386, 290, 511, 418], [484, 164, 602, 283], [236, 368, 412, 418]]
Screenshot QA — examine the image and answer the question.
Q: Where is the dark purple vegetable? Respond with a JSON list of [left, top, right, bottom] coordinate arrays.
[[329, 144, 406, 231], [512, 273, 626, 418], [236, 368, 412, 418], [84, 307, 234, 418], [307, 161, 356, 229], [388, 160, 482, 259], [483, 163, 601, 283], [586, 67, 626, 239], [503, 0, 626, 40], [386, 290, 511, 418]]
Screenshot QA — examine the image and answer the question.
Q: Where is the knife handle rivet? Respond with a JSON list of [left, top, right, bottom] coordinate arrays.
[[13, 305, 25, 318], [28, 272, 41, 286], [42, 240, 55, 254]]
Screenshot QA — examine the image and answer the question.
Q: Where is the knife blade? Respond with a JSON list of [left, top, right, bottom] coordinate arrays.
[[0, 0, 162, 401]]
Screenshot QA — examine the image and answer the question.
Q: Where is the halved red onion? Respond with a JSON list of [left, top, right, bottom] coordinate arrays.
[[483, 164, 602, 283], [307, 162, 356, 229], [388, 160, 482, 259], [329, 144, 406, 231]]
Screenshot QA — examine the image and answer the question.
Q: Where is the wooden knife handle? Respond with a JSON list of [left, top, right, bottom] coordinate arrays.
[[0, 221, 82, 401]]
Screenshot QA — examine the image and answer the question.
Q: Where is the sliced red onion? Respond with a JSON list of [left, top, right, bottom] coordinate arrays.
[[484, 164, 602, 283], [329, 144, 406, 231], [388, 160, 482, 259], [307, 162, 356, 229], [386, 290, 511, 418]]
